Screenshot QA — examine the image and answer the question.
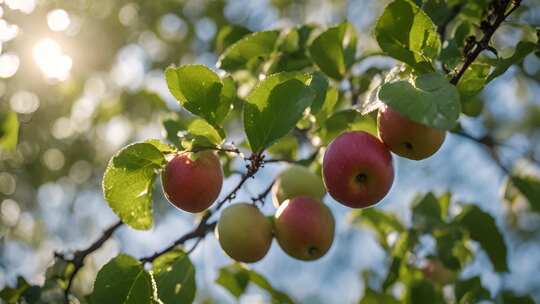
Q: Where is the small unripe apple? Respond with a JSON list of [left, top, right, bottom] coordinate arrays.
[[216, 203, 273, 263], [272, 165, 326, 207], [322, 131, 394, 208], [422, 258, 457, 285], [274, 196, 334, 261], [377, 104, 446, 160], [162, 151, 223, 213]]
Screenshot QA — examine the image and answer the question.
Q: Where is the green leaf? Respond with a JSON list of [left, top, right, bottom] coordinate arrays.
[[215, 264, 250, 298], [91, 255, 155, 304], [383, 231, 418, 290], [145, 139, 177, 154], [244, 72, 317, 152], [0, 277, 33, 304], [218, 31, 280, 72], [165, 64, 233, 126], [215, 25, 252, 53], [308, 72, 329, 114], [103, 143, 166, 230], [163, 114, 224, 150], [456, 205, 508, 272], [268, 25, 318, 74], [406, 280, 444, 304], [375, 0, 441, 72], [457, 63, 490, 98], [308, 22, 357, 79], [454, 276, 490, 304], [434, 227, 470, 270], [359, 288, 400, 304], [267, 135, 298, 160], [319, 110, 377, 145], [412, 192, 443, 232], [510, 175, 540, 213], [499, 291, 535, 304], [487, 41, 537, 82], [216, 264, 293, 304], [247, 269, 294, 304], [350, 208, 404, 249], [378, 72, 461, 130], [153, 250, 196, 304], [314, 86, 339, 123], [0, 111, 19, 151]]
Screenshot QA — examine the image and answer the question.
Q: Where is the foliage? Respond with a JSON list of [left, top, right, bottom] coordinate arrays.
[[1, 0, 539, 303]]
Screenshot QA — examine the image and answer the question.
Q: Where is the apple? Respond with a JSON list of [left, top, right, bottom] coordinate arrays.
[[216, 203, 273, 263], [274, 196, 334, 261], [377, 104, 446, 160], [272, 164, 326, 207], [322, 131, 394, 208], [162, 151, 223, 213], [422, 258, 457, 285]]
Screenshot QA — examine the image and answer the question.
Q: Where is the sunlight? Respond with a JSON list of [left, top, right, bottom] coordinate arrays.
[[47, 9, 70, 32], [32, 38, 72, 81]]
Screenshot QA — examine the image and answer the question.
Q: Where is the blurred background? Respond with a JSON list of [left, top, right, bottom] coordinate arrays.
[[1, 0, 540, 303]]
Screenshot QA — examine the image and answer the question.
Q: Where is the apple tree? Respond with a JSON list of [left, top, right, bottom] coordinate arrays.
[[1, 0, 540, 303]]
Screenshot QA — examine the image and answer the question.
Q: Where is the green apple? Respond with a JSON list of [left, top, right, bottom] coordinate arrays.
[[272, 164, 326, 207], [216, 203, 273, 263]]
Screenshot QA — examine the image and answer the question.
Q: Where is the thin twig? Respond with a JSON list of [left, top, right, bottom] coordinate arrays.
[[252, 179, 276, 207], [139, 152, 265, 263], [60, 220, 123, 302], [450, 0, 521, 85]]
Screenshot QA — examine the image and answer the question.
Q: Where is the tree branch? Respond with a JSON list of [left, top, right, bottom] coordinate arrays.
[[450, 0, 521, 85], [58, 220, 123, 302]]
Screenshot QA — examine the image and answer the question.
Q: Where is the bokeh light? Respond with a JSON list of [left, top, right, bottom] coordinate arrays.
[[0, 53, 19, 78], [32, 38, 72, 81], [47, 9, 71, 32]]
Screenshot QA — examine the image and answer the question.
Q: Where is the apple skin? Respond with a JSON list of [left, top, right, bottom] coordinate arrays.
[[162, 151, 223, 213], [274, 196, 335, 261], [272, 165, 326, 207], [216, 203, 273, 263], [322, 131, 394, 208], [422, 258, 457, 285], [377, 104, 446, 160]]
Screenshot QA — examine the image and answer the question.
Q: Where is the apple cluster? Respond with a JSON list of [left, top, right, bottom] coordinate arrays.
[[161, 104, 446, 263]]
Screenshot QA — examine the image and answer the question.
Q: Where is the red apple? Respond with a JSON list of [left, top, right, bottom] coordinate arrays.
[[378, 104, 446, 160], [162, 151, 223, 213], [216, 203, 273, 263], [274, 196, 334, 261], [322, 131, 394, 208]]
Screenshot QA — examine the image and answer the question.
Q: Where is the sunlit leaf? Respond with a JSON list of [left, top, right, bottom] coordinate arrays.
[[308, 22, 357, 79], [216, 264, 293, 303], [165, 64, 233, 126], [103, 143, 166, 230], [218, 31, 280, 72], [375, 0, 441, 72], [378, 72, 461, 130], [153, 250, 196, 304], [91, 255, 155, 304], [244, 72, 320, 152]]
